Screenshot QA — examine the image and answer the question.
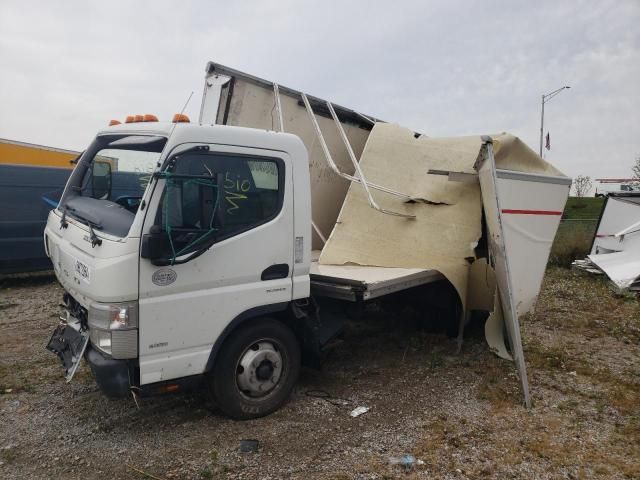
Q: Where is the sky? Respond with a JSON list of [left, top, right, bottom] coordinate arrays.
[[0, 0, 638, 181]]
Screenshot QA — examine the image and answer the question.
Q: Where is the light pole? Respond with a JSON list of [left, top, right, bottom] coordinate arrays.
[[539, 85, 570, 157]]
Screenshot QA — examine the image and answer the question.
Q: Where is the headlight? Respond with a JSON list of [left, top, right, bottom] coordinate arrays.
[[89, 302, 138, 329], [88, 302, 138, 359]]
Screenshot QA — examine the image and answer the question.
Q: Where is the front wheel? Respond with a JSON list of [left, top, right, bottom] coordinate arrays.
[[209, 318, 300, 420]]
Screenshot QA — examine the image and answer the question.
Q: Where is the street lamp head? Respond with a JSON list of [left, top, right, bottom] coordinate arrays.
[[543, 85, 572, 100]]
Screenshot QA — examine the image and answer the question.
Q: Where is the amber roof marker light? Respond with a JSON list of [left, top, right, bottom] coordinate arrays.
[[143, 114, 159, 122], [172, 113, 190, 123], [109, 120, 121, 126], [125, 115, 135, 123]]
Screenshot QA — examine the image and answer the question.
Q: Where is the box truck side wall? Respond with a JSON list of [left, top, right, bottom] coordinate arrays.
[[202, 65, 375, 250]]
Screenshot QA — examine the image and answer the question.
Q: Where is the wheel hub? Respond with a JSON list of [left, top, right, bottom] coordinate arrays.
[[256, 360, 274, 381], [236, 341, 283, 397]]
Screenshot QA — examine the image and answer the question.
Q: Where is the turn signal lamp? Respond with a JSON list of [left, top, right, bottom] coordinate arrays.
[[125, 115, 135, 123], [159, 383, 180, 393], [172, 113, 190, 123], [143, 114, 158, 122], [109, 120, 121, 126]]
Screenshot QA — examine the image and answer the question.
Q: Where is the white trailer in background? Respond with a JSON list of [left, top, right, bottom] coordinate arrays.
[[594, 178, 640, 197], [44, 62, 569, 417]]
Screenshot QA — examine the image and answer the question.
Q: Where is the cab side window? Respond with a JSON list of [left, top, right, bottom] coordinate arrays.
[[157, 152, 283, 256]]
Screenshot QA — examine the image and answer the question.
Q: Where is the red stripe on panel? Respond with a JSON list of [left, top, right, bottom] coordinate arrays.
[[501, 209, 563, 216]]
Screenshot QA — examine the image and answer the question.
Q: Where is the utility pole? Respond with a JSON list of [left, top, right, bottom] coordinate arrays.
[[539, 86, 571, 157], [539, 94, 545, 157]]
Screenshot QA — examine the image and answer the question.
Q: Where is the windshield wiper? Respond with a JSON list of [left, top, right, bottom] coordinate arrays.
[[64, 207, 103, 247], [60, 206, 68, 230], [65, 205, 102, 228], [88, 224, 102, 248]]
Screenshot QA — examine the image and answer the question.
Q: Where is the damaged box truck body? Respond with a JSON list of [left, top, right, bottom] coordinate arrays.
[[201, 62, 571, 408], [43, 62, 569, 418]]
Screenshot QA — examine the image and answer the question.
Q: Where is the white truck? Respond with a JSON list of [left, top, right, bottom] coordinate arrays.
[[45, 62, 570, 417], [594, 178, 640, 197]]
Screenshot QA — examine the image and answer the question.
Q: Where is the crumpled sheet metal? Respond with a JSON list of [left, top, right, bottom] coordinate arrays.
[[588, 249, 640, 291]]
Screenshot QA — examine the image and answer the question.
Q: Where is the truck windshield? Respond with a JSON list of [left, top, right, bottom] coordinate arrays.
[[59, 134, 167, 237]]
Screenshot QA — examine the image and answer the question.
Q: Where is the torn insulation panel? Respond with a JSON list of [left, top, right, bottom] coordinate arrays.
[[318, 125, 484, 308], [319, 124, 568, 313]]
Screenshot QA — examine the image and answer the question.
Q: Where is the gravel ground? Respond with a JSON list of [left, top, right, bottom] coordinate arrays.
[[0, 267, 638, 479]]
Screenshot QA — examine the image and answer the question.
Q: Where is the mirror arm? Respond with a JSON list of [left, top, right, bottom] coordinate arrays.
[[141, 231, 213, 265]]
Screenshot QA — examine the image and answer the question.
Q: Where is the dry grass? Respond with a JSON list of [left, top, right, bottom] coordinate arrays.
[[536, 267, 640, 342], [476, 355, 521, 409], [549, 220, 599, 267], [412, 267, 640, 478]]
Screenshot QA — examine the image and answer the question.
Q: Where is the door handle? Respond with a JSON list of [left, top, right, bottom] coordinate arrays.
[[261, 264, 289, 281]]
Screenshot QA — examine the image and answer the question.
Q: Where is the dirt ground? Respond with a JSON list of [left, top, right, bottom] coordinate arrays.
[[0, 267, 638, 479]]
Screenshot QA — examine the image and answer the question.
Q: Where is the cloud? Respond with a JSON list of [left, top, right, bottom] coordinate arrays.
[[0, 0, 638, 178]]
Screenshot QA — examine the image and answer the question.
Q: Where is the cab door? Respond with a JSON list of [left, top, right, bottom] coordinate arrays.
[[137, 144, 294, 385]]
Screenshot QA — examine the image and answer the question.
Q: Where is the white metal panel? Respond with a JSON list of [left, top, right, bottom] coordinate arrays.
[[202, 69, 372, 250], [477, 142, 570, 408], [495, 172, 570, 315], [476, 140, 531, 408], [44, 212, 140, 307], [588, 249, 640, 291], [591, 196, 640, 254], [199, 74, 231, 125]]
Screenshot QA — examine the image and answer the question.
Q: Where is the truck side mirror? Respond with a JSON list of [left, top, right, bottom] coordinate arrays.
[[92, 160, 112, 200], [140, 226, 171, 262]]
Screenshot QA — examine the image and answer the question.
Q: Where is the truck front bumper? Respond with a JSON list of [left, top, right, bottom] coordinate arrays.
[[86, 347, 131, 397]]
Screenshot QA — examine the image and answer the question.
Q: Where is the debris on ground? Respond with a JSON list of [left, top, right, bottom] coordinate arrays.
[[389, 454, 424, 470], [349, 406, 370, 418], [239, 440, 259, 453]]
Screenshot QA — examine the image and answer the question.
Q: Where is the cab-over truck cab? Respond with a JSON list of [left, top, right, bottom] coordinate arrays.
[[45, 120, 314, 418]]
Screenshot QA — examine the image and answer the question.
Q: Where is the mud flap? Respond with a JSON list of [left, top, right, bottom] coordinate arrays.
[[46, 323, 89, 382], [475, 137, 531, 408]]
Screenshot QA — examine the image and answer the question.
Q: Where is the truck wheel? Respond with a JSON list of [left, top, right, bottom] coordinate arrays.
[[209, 318, 300, 420]]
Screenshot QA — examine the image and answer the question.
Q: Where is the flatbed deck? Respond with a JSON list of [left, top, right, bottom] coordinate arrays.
[[309, 251, 444, 301]]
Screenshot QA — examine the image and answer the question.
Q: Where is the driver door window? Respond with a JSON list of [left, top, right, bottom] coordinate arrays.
[[157, 152, 283, 258]]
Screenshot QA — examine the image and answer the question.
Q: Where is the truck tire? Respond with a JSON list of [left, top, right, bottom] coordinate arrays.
[[209, 318, 300, 420]]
